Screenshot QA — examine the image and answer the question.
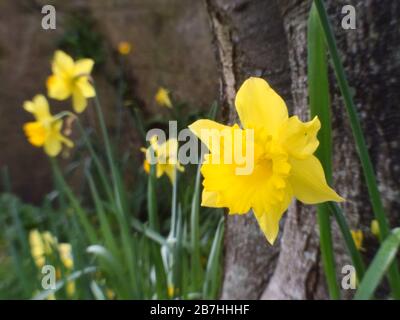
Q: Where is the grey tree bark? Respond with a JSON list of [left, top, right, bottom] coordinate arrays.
[[204, 0, 400, 299]]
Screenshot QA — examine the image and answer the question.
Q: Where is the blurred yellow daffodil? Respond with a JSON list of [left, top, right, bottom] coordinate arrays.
[[29, 229, 57, 268], [23, 95, 73, 157], [351, 229, 364, 251], [118, 41, 132, 55], [371, 219, 380, 238], [189, 77, 343, 244], [28, 229, 74, 270], [58, 243, 74, 270], [142, 136, 184, 184], [47, 50, 95, 113], [155, 87, 172, 108], [167, 285, 175, 298]]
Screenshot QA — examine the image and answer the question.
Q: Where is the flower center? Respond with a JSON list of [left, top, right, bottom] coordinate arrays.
[[24, 122, 47, 146]]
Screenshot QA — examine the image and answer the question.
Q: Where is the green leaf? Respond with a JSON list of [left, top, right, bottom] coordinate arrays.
[[313, 0, 400, 298], [307, 2, 339, 300], [203, 217, 224, 299], [355, 228, 400, 300], [190, 163, 202, 290]]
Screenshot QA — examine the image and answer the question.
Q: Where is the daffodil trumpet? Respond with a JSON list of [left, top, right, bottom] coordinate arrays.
[[189, 77, 344, 244]]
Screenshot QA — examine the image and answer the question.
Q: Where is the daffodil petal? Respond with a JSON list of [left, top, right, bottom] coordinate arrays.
[[201, 190, 223, 207], [24, 95, 51, 121], [252, 182, 292, 244], [43, 120, 69, 157], [156, 164, 164, 178], [143, 160, 150, 173], [155, 88, 172, 108], [235, 77, 288, 135], [52, 50, 74, 75], [289, 155, 344, 204], [158, 138, 179, 161], [163, 165, 176, 184], [74, 59, 94, 76], [254, 212, 280, 245], [44, 135, 62, 157], [76, 77, 95, 98], [47, 75, 71, 100], [72, 89, 87, 113], [188, 119, 232, 155], [280, 116, 321, 159]]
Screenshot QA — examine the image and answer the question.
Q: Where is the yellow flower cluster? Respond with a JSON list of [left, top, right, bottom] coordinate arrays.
[[29, 229, 75, 298], [23, 50, 95, 157]]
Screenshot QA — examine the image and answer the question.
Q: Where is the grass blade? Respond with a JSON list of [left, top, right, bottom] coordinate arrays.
[[190, 163, 202, 290], [355, 228, 400, 300], [203, 217, 224, 299], [50, 159, 98, 244], [307, 2, 339, 299], [313, 0, 400, 298], [328, 203, 365, 280]]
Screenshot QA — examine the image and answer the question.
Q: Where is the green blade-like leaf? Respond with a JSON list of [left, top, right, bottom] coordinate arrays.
[[313, 0, 400, 298], [190, 163, 202, 290], [355, 228, 400, 300], [307, 2, 339, 299], [203, 217, 224, 299]]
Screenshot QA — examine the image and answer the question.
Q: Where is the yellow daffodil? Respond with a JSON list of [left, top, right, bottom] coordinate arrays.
[[155, 87, 172, 108], [168, 285, 175, 298], [58, 243, 74, 270], [29, 230, 75, 298], [189, 77, 343, 244], [29, 230, 74, 269], [23, 95, 73, 157], [118, 41, 132, 55], [29, 229, 57, 268], [66, 281, 76, 298], [351, 229, 364, 251], [142, 136, 184, 183], [47, 50, 95, 113], [106, 289, 116, 300], [371, 219, 380, 238]]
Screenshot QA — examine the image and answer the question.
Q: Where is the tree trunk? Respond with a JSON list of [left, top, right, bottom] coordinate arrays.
[[205, 0, 400, 299]]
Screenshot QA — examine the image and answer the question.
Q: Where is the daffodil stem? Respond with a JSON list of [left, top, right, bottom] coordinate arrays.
[[92, 88, 140, 298], [191, 163, 202, 290], [147, 159, 167, 298], [308, 3, 339, 299], [75, 119, 114, 203], [317, 207, 340, 299], [328, 202, 366, 280], [147, 160, 159, 231], [314, 0, 400, 298], [171, 167, 178, 236], [49, 158, 98, 244], [92, 94, 121, 210]]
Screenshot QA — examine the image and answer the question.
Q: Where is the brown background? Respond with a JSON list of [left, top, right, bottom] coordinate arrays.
[[0, 0, 218, 203]]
